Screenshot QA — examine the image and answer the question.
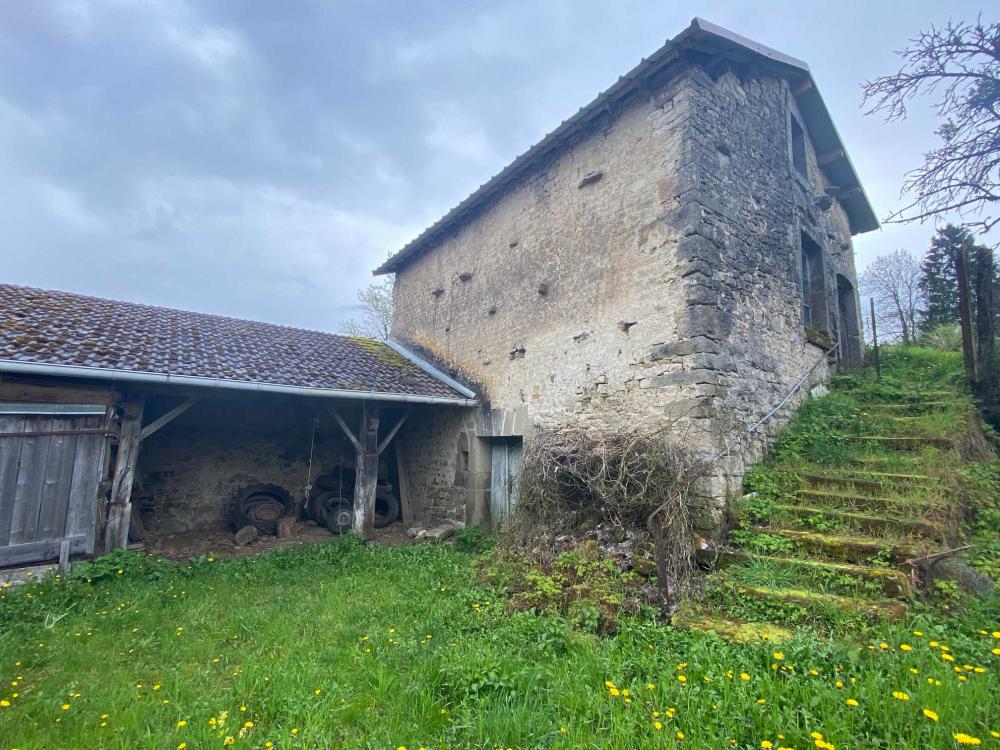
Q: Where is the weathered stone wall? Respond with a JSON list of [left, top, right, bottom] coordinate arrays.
[[138, 395, 353, 534], [392, 70, 695, 433], [391, 60, 864, 533], [675, 66, 861, 518], [397, 405, 480, 526]]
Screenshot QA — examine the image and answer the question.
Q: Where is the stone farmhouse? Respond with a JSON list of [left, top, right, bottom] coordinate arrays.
[[377, 18, 876, 534], [0, 19, 876, 571]]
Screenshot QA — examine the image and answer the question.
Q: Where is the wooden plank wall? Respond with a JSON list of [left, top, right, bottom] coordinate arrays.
[[0, 413, 107, 565]]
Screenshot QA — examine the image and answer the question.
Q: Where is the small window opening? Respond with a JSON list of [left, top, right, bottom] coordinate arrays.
[[791, 116, 807, 178], [800, 232, 828, 331]]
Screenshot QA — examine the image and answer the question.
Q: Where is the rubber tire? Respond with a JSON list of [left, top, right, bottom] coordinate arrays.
[[314, 467, 356, 493], [374, 487, 400, 528], [230, 484, 294, 535], [323, 499, 354, 535], [309, 489, 349, 527]]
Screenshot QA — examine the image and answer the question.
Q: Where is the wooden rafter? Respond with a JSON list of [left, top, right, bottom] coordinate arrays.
[[377, 410, 408, 455], [139, 398, 197, 442]]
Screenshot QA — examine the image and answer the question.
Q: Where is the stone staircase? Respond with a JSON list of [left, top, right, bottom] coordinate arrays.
[[676, 380, 974, 641]]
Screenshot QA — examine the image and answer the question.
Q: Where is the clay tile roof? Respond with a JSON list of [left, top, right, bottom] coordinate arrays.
[[0, 283, 471, 402]]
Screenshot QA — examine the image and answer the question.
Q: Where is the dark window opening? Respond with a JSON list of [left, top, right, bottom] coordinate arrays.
[[791, 116, 807, 178], [801, 232, 828, 332]]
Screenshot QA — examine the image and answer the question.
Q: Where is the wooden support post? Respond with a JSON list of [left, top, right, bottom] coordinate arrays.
[[869, 297, 881, 380], [394, 440, 413, 527], [956, 242, 979, 384], [352, 402, 380, 540], [104, 391, 144, 553]]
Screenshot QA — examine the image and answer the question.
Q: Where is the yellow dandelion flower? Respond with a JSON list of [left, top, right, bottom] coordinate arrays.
[[740, 673, 751, 681], [762, 742, 774, 749], [942, 653, 956, 662], [922, 708, 938, 721], [846, 699, 859, 707], [0, 700, 10, 708], [223, 738, 235, 747], [560, 727, 567, 734], [900, 644, 912, 651], [913, 630, 923, 637], [953, 733, 982, 746], [653, 721, 663, 730], [646, 682, 656, 690], [178, 744, 187, 750], [676, 731, 685, 740], [773, 651, 784, 660], [244, 721, 253, 729], [756, 698, 766, 705], [879, 642, 889, 650], [677, 675, 687, 683], [291, 728, 299, 735], [834, 680, 844, 688], [811, 732, 824, 740], [892, 691, 910, 701], [991, 648, 1000, 656], [61, 704, 70, 710]]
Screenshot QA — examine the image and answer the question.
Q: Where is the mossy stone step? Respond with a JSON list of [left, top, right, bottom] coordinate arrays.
[[671, 607, 793, 643], [771, 503, 945, 540], [838, 435, 955, 450], [769, 528, 937, 564], [697, 548, 913, 597], [794, 488, 950, 516], [800, 472, 938, 493], [852, 389, 955, 403], [862, 401, 951, 412], [723, 583, 907, 622]]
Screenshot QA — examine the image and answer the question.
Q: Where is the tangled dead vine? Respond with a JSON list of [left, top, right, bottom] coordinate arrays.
[[505, 426, 710, 602]]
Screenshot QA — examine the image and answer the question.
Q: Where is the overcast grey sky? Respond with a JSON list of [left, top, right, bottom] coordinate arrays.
[[0, 1, 994, 331]]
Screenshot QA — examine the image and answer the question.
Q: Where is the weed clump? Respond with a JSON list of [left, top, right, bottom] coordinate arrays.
[[504, 427, 708, 603]]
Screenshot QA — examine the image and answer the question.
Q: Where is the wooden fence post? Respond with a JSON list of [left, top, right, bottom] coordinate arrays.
[[104, 390, 144, 553], [956, 242, 979, 385], [869, 298, 881, 380]]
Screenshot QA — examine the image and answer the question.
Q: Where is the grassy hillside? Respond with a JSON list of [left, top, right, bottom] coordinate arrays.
[[0, 347, 997, 749]]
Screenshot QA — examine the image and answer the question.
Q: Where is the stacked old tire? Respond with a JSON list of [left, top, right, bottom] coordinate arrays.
[[229, 484, 294, 535], [307, 470, 399, 533]]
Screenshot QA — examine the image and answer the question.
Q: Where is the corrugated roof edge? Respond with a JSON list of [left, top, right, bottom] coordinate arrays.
[[375, 17, 877, 276]]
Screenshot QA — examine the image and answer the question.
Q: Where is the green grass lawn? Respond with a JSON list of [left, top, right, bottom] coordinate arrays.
[[1, 539, 998, 750]]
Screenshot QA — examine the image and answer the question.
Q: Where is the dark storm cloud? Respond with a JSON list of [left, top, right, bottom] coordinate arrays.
[[0, 1, 993, 331]]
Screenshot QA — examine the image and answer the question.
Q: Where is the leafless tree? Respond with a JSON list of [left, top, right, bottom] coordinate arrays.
[[339, 277, 394, 340], [862, 17, 1000, 236], [861, 249, 924, 345]]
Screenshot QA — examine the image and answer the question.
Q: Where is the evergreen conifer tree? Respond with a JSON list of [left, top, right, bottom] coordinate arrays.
[[919, 225, 967, 332]]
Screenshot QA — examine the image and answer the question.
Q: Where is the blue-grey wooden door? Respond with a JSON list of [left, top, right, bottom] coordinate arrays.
[[489, 438, 521, 529]]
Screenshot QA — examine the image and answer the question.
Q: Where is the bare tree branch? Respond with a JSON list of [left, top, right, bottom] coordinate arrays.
[[339, 277, 394, 340], [862, 16, 1000, 238], [861, 249, 924, 344]]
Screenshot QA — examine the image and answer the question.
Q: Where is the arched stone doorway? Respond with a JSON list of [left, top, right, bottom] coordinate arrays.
[[836, 274, 863, 368]]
